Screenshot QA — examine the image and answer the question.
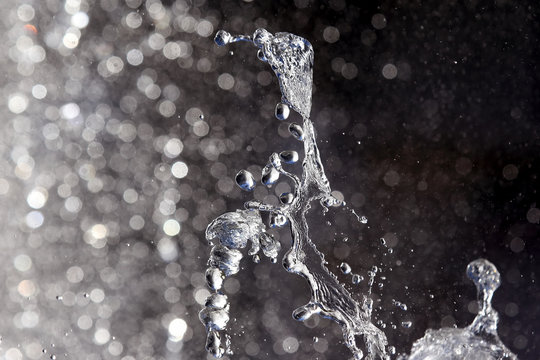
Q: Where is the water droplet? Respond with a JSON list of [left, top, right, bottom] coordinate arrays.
[[205, 293, 228, 310], [279, 150, 299, 164], [313, 336, 319, 343], [288, 123, 304, 140], [261, 165, 279, 187], [360, 216, 368, 224], [339, 262, 351, 275], [279, 192, 294, 205], [214, 30, 232, 46], [55, 295, 63, 301], [199, 114, 204, 120], [235, 170, 255, 191], [401, 321, 412, 328], [205, 267, 225, 291], [50, 355, 56, 360], [275, 103, 290, 120], [252, 254, 260, 263]]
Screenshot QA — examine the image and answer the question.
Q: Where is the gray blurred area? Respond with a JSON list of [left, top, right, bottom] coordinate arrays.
[[0, 0, 538, 360]]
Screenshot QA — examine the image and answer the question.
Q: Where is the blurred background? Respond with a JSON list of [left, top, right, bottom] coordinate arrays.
[[0, 0, 538, 359]]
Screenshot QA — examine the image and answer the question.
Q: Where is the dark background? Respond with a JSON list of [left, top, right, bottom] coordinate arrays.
[[0, 0, 537, 359]]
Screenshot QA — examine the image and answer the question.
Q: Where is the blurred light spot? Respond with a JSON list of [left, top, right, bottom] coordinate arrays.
[[63, 32, 79, 49], [8, 93, 29, 114], [106, 56, 124, 74], [382, 63, 398, 79], [323, 26, 340, 43], [171, 161, 188, 178], [18, 280, 36, 297], [21, 310, 39, 328], [502, 164, 518, 180], [129, 215, 145, 230], [108, 341, 123, 356], [510, 237, 525, 253], [193, 288, 209, 305], [383, 170, 400, 187], [164, 138, 184, 158], [71, 12, 89, 28], [66, 266, 84, 283], [26, 211, 44, 229], [94, 328, 110, 345], [163, 42, 182, 59], [341, 63, 358, 79], [217, 73, 235, 91], [27, 187, 48, 209], [283, 337, 299, 353], [168, 318, 187, 341], [14, 254, 32, 272], [372, 13, 387, 29], [18, 4, 35, 21], [6, 348, 23, 360], [163, 219, 180, 236], [90, 288, 105, 303], [77, 314, 93, 330], [126, 12, 142, 29], [158, 237, 178, 261], [196, 20, 214, 37], [158, 100, 176, 117], [126, 49, 143, 66], [91, 224, 107, 239], [60, 103, 80, 119], [526, 207, 540, 224], [31, 84, 47, 99]]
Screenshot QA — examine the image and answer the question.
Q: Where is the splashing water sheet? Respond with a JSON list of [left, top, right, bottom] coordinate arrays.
[[199, 29, 519, 360]]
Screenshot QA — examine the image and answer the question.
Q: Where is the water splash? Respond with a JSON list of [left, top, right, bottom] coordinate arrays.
[[406, 259, 516, 360], [200, 28, 517, 360], [201, 28, 388, 360]]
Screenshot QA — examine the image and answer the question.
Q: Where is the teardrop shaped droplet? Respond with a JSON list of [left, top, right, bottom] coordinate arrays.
[[235, 170, 255, 191], [261, 165, 279, 187], [275, 102, 290, 120], [289, 123, 304, 140], [279, 150, 299, 164]]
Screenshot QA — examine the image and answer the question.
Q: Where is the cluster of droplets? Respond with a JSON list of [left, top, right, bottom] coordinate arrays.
[[199, 209, 282, 357], [203, 28, 517, 360]]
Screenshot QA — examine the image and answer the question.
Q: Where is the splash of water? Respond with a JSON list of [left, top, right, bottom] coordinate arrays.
[[200, 28, 517, 360], [201, 28, 388, 360], [406, 259, 516, 360]]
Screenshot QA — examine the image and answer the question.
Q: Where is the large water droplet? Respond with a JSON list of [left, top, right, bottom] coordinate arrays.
[[279, 150, 299, 164], [235, 170, 255, 191], [340, 262, 352, 275], [209, 245, 243, 276], [275, 103, 290, 120], [205, 267, 224, 291], [288, 123, 304, 140], [205, 293, 228, 309], [279, 192, 294, 204], [261, 165, 279, 187]]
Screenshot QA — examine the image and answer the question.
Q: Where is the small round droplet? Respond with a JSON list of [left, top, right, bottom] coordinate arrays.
[[55, 295, 63, 301], [214, 30, 232, 46], [235, 170, 256, 191], [352, 274, 364, 284], [340, 262, 352, 275], [279, 150, 299, 164], [199, 114, 204, 120], [275, 103, 290, 120], [279, 192, 294, 205], [252, 254, 260, 263], [313, 336, 319, 343], [50, 355, 56, 360], [289, 123, 304, 140], [360, 216, 368, 224]]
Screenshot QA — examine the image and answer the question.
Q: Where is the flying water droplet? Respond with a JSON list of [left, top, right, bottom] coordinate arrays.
[[279, 150, 299, 164], [214, 30, 232, 46], [269, 212, 287, 228], [288, 123, 304, 140], [275, 103, 290, 120], [257, 49, 267, 62], [205, 293, 228, 309], [339, 262, 352, 275], [261, 165, 279, 187], [235, 170, 255, 191], [209, 244, 243, 276], [351, 274, 364, 284], [402, 321, 412, 328]]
